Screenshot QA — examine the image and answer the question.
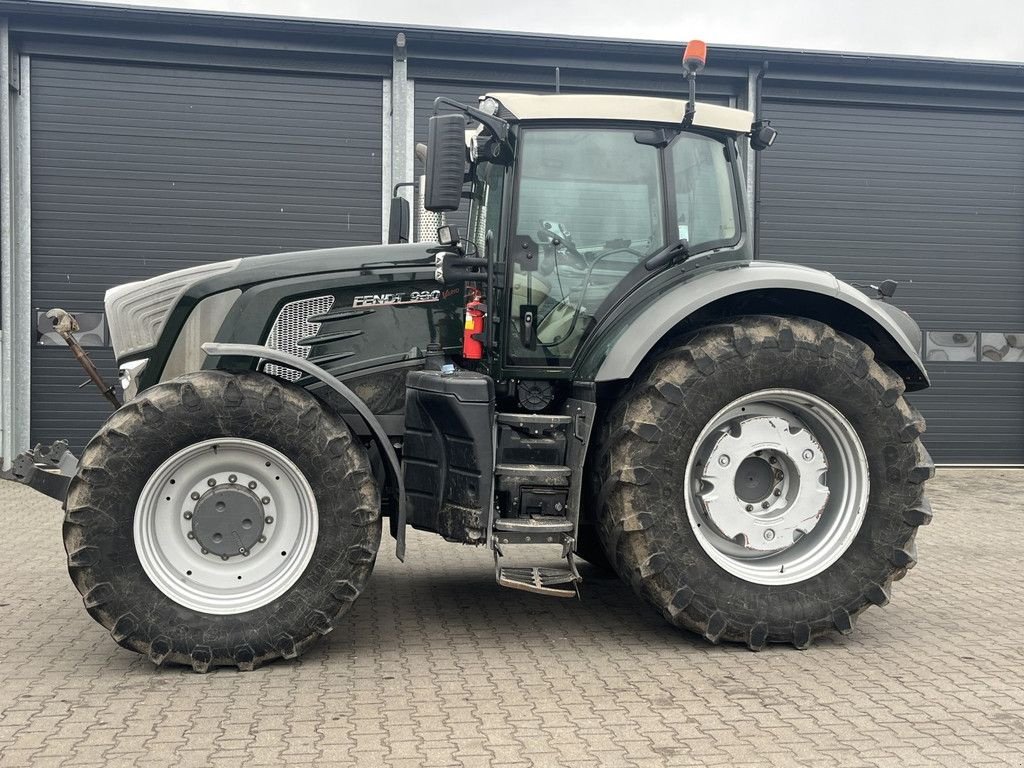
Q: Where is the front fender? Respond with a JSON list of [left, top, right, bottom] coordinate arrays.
[[584, 261, 928, 389], [201, 342, 408, 561]]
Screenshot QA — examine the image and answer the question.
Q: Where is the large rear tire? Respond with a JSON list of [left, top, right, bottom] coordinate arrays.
[[63, 370, 381, 671], [595, 315, 933, 649]]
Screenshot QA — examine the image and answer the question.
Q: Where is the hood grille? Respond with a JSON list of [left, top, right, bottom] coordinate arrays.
[[263, 295, 335, 381]]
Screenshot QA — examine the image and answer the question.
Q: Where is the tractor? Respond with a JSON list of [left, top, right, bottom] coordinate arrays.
[[3, 42, 932, 671]]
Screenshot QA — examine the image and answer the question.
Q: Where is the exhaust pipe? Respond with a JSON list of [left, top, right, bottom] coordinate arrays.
[[413, 143, 444, 243], [416, 175, 444, 243]]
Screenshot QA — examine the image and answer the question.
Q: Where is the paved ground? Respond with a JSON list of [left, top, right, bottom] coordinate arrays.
[[1, 469, 1023, 767]]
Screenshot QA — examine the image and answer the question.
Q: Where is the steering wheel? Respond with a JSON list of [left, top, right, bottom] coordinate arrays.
[[537, 220, 588, 269]]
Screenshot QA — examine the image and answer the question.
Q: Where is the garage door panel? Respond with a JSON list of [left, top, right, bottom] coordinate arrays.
[[759, 99, 1024, 463], [31, 57, 383, 451]]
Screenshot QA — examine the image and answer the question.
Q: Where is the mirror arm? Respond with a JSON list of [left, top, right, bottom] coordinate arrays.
[[432, 97, 510, 145]]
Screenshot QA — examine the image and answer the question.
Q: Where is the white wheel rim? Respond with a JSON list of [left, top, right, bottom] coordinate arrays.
[[134, 438, 319, 615], [685, 389, 869, 586]]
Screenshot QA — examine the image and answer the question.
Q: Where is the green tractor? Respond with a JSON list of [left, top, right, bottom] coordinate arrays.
[[5, 43, 932, 671]]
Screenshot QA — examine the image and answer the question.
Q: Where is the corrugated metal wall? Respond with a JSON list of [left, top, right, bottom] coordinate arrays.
[[31, 57, 383, 451], [757, 99, 1024, 463]]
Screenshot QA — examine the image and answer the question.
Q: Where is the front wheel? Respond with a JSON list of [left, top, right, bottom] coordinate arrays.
[[63, 371, 381, 671], [595, 315, 933, 650]]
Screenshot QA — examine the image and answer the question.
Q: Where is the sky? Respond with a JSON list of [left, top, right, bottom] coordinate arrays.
[[53, 0, 1024, 63]]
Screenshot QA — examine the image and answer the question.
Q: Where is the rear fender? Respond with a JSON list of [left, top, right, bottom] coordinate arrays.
[[201, 342, 408, 560], [584, 261, 928, 390]]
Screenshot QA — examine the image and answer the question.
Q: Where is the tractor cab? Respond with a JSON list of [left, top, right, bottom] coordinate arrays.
[[448, 91, 757, 371]]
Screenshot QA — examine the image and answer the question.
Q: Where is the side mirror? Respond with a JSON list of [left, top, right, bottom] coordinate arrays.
[[425, 113, 467, 212], [387, 196, 410, 244], [750, 120, 778, 151]]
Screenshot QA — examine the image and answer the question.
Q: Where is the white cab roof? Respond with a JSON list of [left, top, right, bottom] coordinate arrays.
[[485, 92, 753, 134]]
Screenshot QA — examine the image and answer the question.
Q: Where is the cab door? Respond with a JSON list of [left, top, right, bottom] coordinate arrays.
[[503, 125, 741, 373], [504, 126, 668, 370]]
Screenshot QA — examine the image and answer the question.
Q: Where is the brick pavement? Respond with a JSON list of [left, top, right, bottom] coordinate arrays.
[[1, 469, 1023, 767]]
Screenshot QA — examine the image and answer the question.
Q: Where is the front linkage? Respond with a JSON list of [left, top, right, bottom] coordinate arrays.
[[0, 439, 78, 501], [1, 308, 118, 501]]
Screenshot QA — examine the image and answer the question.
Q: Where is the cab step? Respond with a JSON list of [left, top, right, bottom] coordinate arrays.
[[494, 464, 571, 480], [492, 536, 581, 598], [497, 566, 579, 598], [493, 516, 573, 533]]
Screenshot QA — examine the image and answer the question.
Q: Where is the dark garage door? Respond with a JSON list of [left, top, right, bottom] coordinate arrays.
[[758, 100, 1024, 464], [31, 58, 383, 451]]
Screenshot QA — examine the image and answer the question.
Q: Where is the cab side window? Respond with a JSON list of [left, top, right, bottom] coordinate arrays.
[[670, 134, 738, 251]]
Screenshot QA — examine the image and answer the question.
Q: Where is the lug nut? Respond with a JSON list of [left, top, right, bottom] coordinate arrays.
[[239, 547, 249, 557], [183, 511, 193, 520], [248, 481, 258, 490], [761, 501, 771, 509], [775, 470, 784, 481], [768, 456, 777, 465], [802, 449, 814, 461], [258, 535, 267, 543], [207, 478, 216, 487], [228, 474, 237, 484], [773, 489, 782, 497], [745, 504, 754, 512], [718, 455, 730, 467], [265, 516, 274, 524], [201, 547, 209, 554], [190, 491, 200, 501], [187, 531, 196, 539], [221, 554, 230, 561], [261, 496, 270, 505]]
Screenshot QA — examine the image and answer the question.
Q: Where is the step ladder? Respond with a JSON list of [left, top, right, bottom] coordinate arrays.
[[490, 405, 595, 599]]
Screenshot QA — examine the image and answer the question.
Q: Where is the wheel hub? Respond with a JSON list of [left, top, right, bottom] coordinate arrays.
[[191, 485, 265, 558], [734, 456, 775, 503], [698, 415, 830, 553]]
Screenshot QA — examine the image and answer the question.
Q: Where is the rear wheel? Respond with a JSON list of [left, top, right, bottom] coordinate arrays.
[[595, 315, 933, 649], [64, 370, 381, 671]]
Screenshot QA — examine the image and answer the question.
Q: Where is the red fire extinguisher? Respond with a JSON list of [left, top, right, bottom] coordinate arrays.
[[463, 292, 486, 360]]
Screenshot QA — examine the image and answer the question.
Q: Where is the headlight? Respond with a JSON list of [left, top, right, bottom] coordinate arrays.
[[105, 260, 239, 359], [118, 359, 149, 402]]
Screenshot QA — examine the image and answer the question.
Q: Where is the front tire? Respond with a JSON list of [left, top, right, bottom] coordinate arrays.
[[63, 370, 381, 671], [595, 316, 933, 650]]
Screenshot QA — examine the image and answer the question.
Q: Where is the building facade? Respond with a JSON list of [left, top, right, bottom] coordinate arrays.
[[1, 1, 1022, 464]]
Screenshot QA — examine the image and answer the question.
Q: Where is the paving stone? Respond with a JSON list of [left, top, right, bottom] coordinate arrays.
[[1, 470, 1023, 767]]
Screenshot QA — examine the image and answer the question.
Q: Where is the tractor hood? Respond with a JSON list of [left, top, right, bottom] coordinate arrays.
[[107, 241, 465, 397], [106, 243, 438, 361]]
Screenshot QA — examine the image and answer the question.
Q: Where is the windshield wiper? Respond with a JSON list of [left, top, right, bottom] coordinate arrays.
[[644, 239, 690, 271]]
